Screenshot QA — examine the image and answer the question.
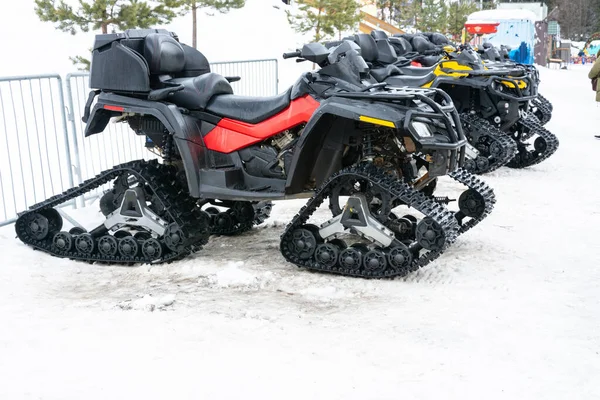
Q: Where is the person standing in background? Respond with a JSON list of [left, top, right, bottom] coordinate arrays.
[[579, 49, 587, 65], [588, 49, 600, 139]]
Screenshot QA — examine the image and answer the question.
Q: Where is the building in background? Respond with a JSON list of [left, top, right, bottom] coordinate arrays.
[[497, 1, 548, 21]]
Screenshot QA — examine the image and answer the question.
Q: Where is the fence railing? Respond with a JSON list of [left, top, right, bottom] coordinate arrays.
[[0, 74, 75, 226], [0, 58, 278, 227]]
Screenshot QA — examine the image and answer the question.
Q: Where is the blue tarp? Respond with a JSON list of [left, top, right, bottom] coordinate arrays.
[[484, 19, 535, 65]]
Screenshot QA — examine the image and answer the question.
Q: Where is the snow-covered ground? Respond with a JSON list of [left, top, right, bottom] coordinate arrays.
[[1, 65, 599, 399]]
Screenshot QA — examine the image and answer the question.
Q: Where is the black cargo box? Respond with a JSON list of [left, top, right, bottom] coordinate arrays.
[[89, 28, 211, 93]]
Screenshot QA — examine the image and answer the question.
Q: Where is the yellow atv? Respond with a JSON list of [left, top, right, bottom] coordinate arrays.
[[354, 32, 558, 170]]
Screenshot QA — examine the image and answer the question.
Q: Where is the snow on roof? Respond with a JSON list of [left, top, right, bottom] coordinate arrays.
[[465, 19, 500, 25], [467, 9, 538, 23]]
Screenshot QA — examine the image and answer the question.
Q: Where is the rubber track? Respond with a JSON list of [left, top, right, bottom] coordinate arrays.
[[507, 113, 560, 169], [15, 159, 210, 264], [532, 94, 552, 125], [448, 168, 496, 235], [460, 113, 517, 174], [280, 163, 469, 279]]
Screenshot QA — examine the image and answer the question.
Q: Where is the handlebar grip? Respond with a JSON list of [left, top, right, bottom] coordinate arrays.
[[283, 50, 302, 59]]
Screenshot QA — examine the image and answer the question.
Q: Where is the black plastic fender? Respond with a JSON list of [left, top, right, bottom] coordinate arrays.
[[285, 96, 408, 193], [84, 92, 207, 197]]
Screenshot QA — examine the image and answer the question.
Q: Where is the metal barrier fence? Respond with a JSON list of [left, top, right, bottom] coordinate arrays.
[[0, 74, 75, 226], [0, 59, 278, 227]]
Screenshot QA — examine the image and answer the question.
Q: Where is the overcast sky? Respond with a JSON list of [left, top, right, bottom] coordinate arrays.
[[0, 0, 311, 85]]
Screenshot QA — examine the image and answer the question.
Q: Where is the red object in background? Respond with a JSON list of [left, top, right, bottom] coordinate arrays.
[[464, 21, 500, 35], [203, 95, 320, 154], [411, 61, 422, 67]]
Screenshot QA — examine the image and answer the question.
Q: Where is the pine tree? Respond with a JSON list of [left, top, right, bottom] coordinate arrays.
[[34, 0, 181, 34], [447, 0, 477, 40], [176, 1, 245, 49], [328, 0, 361, 40], [34, 0, 181, 70], [375, 0, 410, 26], [286, 0, 359, 42], [414, 0, 447, 32], [286, 0, 334, 42]]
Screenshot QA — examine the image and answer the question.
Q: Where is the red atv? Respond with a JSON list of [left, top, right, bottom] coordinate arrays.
[[15, 29, 494, 278]]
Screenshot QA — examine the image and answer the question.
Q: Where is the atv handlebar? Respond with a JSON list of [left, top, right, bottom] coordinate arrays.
[[283, 50, 302, 59]]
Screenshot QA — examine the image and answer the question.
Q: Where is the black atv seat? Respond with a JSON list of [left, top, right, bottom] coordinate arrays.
[[414, 55, 442, 67], [205, 87, 293, 124], [371, 65, 402, 82], [386, 72, 436, 88], [168, 73, 234, 110], [398, 64, 438, 76]]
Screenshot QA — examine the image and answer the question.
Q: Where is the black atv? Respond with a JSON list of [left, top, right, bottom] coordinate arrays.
[[477, 41, 553, 126], [353, 31, 559, 171], [14, 29, 494, 279]]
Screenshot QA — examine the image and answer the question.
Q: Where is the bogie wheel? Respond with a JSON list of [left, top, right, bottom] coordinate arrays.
[[363, 248, 387, 274], [142, 238, 163, 261], [339, 247, 362, 271], [387, 243, 413, 272], [52, 231, 74, 252], [415, 217, 446, 251], [315, 242, 340, 268], [214, 212, 233, 231], [98, 235, 118, 257], [75, 233, 95, 254], [118, 237, 139, 258]]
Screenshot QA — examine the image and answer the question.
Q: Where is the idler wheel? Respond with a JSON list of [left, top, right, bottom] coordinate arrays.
[[40, 208, 63, 233], [363, 248, 387, 273], [315, 243, 340, 268], [118, 237, 139, 258], [287, 228, 317, 260], [98, 235, 118, 257], [25, 213, 50, 240], [99, 191, 117, 216], [232, 202, 255, 223], [142, 238, 163, 260], [75, 233, 95, 254], [415, 217, 446, 251], [390, 216, 416, 239], [534, 136, 547, 153], [204, 207, 220, 222], [458, 189, 486, 218], [164, 223, 185, 251], [387, 244, 413, 272], [52, 231, 73, 252]]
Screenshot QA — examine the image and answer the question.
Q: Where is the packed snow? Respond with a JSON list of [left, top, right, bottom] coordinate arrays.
[[0, 63, 599, 399]]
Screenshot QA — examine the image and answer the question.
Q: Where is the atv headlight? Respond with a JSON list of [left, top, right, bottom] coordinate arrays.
[[411, 121, 433, 138]]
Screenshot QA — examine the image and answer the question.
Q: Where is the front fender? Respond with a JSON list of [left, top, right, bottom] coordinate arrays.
[[285, 96, 408, 193]]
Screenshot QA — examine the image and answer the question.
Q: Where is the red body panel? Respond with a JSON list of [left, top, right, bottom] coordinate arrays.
[[203, 95, 320, 154]]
